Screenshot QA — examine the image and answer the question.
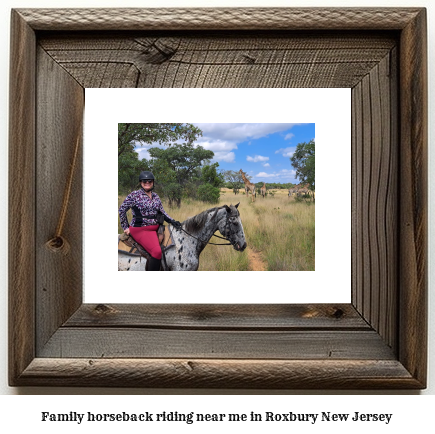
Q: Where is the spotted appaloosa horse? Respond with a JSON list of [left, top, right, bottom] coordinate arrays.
[[118, 203, 247, 271]]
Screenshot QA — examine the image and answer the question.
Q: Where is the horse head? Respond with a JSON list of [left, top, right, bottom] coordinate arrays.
[[218, 202, 247, 252]]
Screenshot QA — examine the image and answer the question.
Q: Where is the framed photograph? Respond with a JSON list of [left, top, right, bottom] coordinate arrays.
[[86, 88, 350, 304], [9, 8, 427, 388]]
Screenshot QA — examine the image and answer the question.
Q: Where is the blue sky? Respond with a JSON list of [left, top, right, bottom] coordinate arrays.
[[135, 123, 315, 184]]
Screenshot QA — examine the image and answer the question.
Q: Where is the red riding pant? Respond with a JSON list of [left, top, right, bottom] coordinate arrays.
[[129, 225, 161, 259]]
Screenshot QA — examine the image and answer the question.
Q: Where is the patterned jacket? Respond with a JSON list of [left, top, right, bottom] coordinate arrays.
[[119, 189, 173, 231]]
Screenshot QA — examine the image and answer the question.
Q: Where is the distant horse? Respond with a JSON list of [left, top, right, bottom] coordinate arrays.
[[118, 203, 247, 271]]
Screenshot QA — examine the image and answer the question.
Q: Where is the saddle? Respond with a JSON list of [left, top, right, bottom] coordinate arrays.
[[119, 225, 173, 261]]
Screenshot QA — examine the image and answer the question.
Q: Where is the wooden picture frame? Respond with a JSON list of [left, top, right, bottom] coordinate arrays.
[[9, 8, 427, 389]]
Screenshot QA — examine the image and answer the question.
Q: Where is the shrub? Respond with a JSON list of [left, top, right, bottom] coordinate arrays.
[[197, 183, 221, 203]]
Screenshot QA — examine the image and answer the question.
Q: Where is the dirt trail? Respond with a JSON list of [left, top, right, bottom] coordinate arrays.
[[247, 247, 267, 271]]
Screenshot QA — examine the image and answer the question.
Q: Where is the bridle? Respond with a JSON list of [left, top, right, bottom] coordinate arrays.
[[160, 207, 241, 271], [168, 207, 240, 248]]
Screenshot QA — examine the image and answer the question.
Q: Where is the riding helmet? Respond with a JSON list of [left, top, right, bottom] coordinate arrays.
[[139, 170, 155, 182]]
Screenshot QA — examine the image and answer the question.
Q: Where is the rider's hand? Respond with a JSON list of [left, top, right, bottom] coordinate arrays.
[[124, 227, 130, 235], [171, 220, 182, 229]]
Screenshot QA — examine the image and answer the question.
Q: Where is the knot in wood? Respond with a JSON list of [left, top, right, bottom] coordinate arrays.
[[94, 304, 116, 315], [45, 236, 70, 255], [332, 308, 345, 319]]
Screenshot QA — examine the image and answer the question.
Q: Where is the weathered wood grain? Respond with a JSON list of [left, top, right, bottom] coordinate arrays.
[[16, 8, 422, 31], [379, 48, 398, 349], [398, 8, 428, 386], [38, 33, 396, 89], [17, 358, 420, 389], [39, 328, 395, 360], [65, 304, 369, 329], [8, 10, 36, 387], [351, 77, 362, 313], [35, 47, 84, 353], [386, 47, 399, 349], [351, 51, 399, 352], [361, 73, 372, 321]]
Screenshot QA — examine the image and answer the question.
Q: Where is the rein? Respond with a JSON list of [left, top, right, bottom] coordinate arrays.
[[179, 227, 233, 246], [168, 211, 236, 247]]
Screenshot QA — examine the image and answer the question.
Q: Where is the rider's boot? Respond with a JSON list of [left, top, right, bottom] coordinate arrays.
[[148, 256, 161, 271]]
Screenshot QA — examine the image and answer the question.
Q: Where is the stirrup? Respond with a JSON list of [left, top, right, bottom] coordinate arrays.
[[119, 233, 151, 260]]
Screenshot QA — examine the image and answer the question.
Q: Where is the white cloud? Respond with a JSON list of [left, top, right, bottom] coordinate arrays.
[[193, 123, 296, 165], [199, 139, 236, 153], [134, 140, 168, 160], [275, 147, 295, 158], [285, 133, 295, 141], [212, 151, 235, 163], [133, 124, 303, 167], [194, 123, 298, 143], [135, 148, 152, 160], [135, 141, 235, 164], [263, 163, 270, 167], [280, 169, 296, 176], [189, 138, 239, 163], [253, 169, 296, 181], [256, 171, 278, 178], [247, 155, 269, 163]]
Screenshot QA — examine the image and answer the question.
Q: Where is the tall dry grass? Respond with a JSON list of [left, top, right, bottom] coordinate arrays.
[[118, 189, 315, 271]]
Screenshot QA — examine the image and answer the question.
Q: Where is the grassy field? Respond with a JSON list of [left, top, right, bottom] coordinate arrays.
[[118, 188, 315, 271]]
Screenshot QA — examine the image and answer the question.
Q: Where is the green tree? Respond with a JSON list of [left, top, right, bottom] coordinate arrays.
[[118, 123, 202, 157], [223, 170, 244, 195], [290, 139, 315, 190], [118, 123, 203, 195], [118, 153, 150, 194], [148, 143, 215, 207], [149, 158, 177, 199], [163, 183, 183, 208], [201, 162, 225, 188], [193, 163, 224, 204], [197, 183, 221, 204]]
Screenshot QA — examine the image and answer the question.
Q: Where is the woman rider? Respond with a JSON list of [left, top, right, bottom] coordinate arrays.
[[118, 171, 181, 271]]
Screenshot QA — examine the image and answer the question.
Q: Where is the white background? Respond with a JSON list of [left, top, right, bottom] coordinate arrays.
[[0, 0, 434, 420], [84, 88, 351, 304]]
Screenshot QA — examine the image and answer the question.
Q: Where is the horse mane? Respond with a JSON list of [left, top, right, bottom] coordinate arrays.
[[183, 206, 219, 234], [182, 204, 239, 234]]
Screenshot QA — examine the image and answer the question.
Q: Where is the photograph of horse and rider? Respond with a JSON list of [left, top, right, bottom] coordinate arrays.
[[118, 123, 315, 271]]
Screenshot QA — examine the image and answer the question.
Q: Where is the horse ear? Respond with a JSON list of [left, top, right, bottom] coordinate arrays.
[[235, 202, 240, 209], [223, 205, 231, 213]]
